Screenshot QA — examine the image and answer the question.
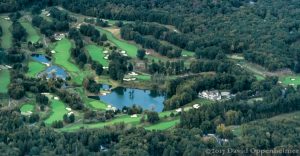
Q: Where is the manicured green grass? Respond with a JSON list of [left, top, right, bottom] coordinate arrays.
[[53, 38, 80, 72], [145, 119, 179, 130], [85, 44, 108, 66], [280, 75, 300, 86], [60, 114, 141, 132], [0, 69, 10, 93], [26, 61, 46, 77], [182, 50, 194, 57], [135, 74, 151, 81], [0, 17, 12, 49], [20, 103, 35, 113], [20, 21, 40, 43], [70, 70, 92, 85], [61, 110, 176, 132], [44, 100, 68, 125], [88, 99, 107, 110], [96, 27, 138, 57]]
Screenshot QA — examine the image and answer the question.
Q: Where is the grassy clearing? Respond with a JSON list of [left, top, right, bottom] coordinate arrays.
[[145, 119, 179, 130], [0, 69, 10, 93], [97, 27, 138, 57], [85, 44, 108, 66], [20, 103, 35, 113], [20, 21, 40, 43], [279, 75, 300, 86], [26, 61, 46, 77], [44, 100, 68, 125], [0, 17, 12, 49], [53, 38, 80, 72]]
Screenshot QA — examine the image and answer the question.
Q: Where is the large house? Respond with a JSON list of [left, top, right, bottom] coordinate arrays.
[[199, 90, 232, 101]]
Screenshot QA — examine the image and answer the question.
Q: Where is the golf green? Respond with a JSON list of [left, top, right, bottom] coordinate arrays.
[[20, 21, 40, 43], [26, 61, 46, 77], [0, 17, 12, 49], [85, 44, 108, 66], [88, 99, 107, 110], [0, 69, 10, 93], [96, 27, 138, 57], [44, 100, 68, 125], [20, 103, 35, 113], [53, 38, 80, 72]]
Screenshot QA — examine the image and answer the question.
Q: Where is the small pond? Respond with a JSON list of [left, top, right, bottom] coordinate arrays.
[[31, 54, 68, 79], [39, 65, 68, 79], [91, 84, 165, 112], [31, 54, 51, 64]]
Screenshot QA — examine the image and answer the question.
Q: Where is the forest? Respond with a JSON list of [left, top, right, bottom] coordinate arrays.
[[0, 0, 300, 155]]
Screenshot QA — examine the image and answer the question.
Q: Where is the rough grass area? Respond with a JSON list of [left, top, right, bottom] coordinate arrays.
[[44, 100, 67, 125], [20, 103, 34, 113], [26, 61, 46, 77], [53, 38, 80, 72], [0, 69, 10, 93], [0, 17, 12, 49], [145, 119, 179, 130], [85, 44, 108, 66], [20, 21, 40, 43], [97, 27, 138, 57]]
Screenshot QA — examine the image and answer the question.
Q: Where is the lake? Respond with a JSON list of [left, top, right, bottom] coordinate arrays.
[[92, 85, 165, 112]]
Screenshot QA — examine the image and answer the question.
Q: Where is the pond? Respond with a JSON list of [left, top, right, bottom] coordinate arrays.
[[39, 65, 68, 79], [31, 54, 68, 79], [31, 54, 51, 64], [91, 85, 165, 112]]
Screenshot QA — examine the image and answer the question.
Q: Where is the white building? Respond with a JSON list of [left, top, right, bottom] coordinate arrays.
[[199, 90, 221, 101]]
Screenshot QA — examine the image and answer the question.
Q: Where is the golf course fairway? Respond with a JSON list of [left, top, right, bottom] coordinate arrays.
[[53, 38, 80, 72]]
